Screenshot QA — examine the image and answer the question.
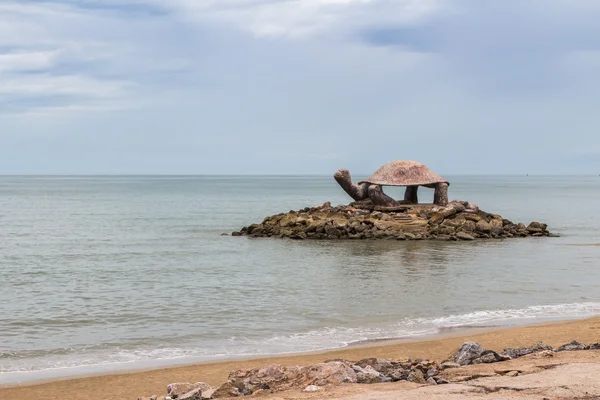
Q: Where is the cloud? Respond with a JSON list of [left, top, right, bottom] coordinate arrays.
[[0, 1, 187, 115], [1, 0, 600, 174], [167, 0, 444, 38]]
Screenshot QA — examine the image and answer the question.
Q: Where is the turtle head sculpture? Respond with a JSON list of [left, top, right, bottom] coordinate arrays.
[[334, 160, 449, 207]]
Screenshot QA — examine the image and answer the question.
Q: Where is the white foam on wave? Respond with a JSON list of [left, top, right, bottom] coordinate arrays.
[[2, 301, 599, 384]]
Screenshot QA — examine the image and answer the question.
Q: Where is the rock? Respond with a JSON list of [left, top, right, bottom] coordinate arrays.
[[235, 202, 553, 241], [354, 358, 393, 372], [385, 366, 410, 381], [212, 360, 357, 397], [527, 222, 547, 231], [178, 388, 203, 400], [502, 342, 553, 358], [475, 220, 491, 233], [290, 232, 307, 240], [433, 377, 449, 384], [354, 365, 384, 384], [428, 213, 445, 225], [303, 385, 321, 392], [471, 350, 503, 364], [440, 361, 460, 370], [426, 377, 437, 385], [489, 218, 503, 235], [455, 231, 475, 241], [167, 383, 211, 399], [305, 361, 358, 386], [505, 371, 519, 377], [589, 343, 600, 350], [211, 382, 242, 398], [537, 350, 554, 358], [464, 213, 481, 222], [453, 342, 486, 366], [557, 340, 588, 351], [426, 368, 439, 378], [407, 369, 427, 384]]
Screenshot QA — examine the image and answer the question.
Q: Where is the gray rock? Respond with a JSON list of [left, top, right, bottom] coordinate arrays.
[[385, 366, 409, 381], [557, 340, 588, 351], [354, 365, 384, 384], [471, 351, 500, 364], [453, 342, 486, 366]]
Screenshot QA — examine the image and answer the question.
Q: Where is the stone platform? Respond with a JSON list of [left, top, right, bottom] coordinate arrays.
[[232, 200, 555, 241]]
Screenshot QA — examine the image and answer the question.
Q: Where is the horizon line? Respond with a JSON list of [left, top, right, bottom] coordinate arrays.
[[0, 173, 598, 177]]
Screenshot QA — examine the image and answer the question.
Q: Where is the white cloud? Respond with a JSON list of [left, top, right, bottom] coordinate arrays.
[[0, 1, 167, 115], [0, 51, 60, 73], [0, 74, 129, 97], [162, 0, 443, 38]]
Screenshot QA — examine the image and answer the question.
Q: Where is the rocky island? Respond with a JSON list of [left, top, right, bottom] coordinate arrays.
[[233, 161, 555, 241]]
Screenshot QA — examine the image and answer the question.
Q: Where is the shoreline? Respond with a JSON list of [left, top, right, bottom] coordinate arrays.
[[2, 316, 600, 400], [0, 315, 587, 388]]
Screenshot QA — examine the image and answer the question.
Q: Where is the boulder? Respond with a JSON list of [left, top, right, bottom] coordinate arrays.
[[407, 369, 427, 384], [453, 342, 486, 366], [471, 350, 505, 364], [353, 365, 385, 384], [304, 361, 358, 386], [475, 220, 492, 233], [455, 231, 475, 241], [385, 366, 410, 381], [557, 340, 588, 352]]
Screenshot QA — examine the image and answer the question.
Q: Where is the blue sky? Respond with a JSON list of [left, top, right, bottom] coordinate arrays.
[[1, 0, 599, 174]]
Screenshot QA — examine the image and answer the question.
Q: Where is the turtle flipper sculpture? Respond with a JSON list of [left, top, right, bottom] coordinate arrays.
[[334, 160, 449, 206]]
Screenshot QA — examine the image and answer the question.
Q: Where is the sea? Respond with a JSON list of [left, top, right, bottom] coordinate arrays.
[[1, 175, 600, 385]]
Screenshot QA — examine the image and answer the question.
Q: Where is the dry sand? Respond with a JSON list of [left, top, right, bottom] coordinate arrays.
[[2, 317, 600, 400]]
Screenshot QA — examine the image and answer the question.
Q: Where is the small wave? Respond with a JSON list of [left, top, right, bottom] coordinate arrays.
[[2, 301, 599, 382]]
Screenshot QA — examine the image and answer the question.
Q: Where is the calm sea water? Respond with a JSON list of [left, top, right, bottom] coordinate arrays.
[[1, 175, 600, 384]]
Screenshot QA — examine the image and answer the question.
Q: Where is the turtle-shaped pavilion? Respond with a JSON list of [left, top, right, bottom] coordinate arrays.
[[334, 160, 449, 207]]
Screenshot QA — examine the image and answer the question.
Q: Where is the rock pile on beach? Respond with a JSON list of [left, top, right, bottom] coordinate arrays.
[[231, 200, 555, 241], [137, 339, 599, 399]]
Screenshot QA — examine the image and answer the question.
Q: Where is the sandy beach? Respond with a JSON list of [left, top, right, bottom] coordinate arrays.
[[2, 317, 600, 400]]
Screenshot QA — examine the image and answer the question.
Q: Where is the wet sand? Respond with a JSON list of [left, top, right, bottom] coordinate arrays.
[[2, 317, 600, 400]]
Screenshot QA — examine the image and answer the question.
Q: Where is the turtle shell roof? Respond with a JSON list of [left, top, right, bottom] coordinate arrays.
[[358, 160, 449, 187]]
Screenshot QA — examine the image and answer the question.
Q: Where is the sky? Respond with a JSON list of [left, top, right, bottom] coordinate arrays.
[[1, 0, 599, 175]]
